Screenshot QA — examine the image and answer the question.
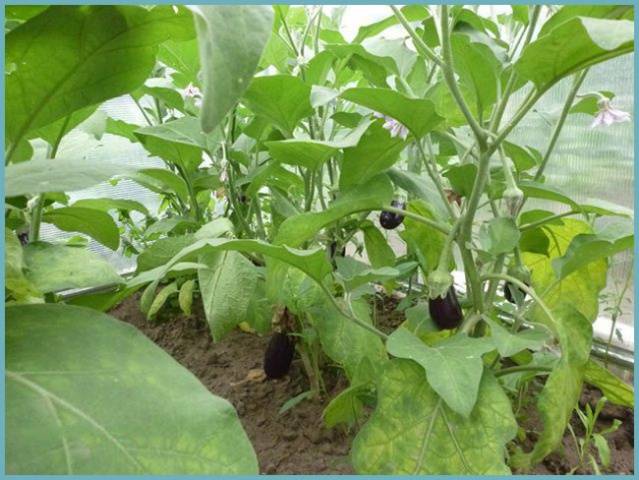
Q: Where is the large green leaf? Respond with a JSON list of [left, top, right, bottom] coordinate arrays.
[[523, 218, 608, 324], [484, 318, 550, 358], [24, 243, 123, 294], [511, 305, 592, 470], [386, 329, 495, 417], [265, 119, 372, 169], [72, 198, 149, 217], [361, 222, 396, 268], [275, 174, 394, 248], [5, 5, 194, 158], [135, 117, 213, 170], [538, 5, 633, 37], [191, 6, 273, 132], [137, 235, 197, 273], [552, 219, 633, 280], [583, 359, 634, 408], [478, 217, 520, 256], [6, 304, 257, 474], [515, 17, 633, 92], [5, 229, 40, 301], [352, 360, 517, 474], [42, 207, 120, 250], [127, 168, 189, 204], [399, 200, 448, 275], [5, 158, 138, 198], [341, 88, 443, 139], [242, 75, 313, 136], [198, 250, 259, 341], [339, 120, 405, 188], [309, 299, 387, 380], [138, 238, 332, 315]]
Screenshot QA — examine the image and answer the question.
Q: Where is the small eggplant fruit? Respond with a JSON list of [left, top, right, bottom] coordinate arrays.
[[329, 241, 346, 260], [428, 287, 463, 330], [379, 199, 405, 230], [504, 281, 528, 304], [263, 332, 295, 379]]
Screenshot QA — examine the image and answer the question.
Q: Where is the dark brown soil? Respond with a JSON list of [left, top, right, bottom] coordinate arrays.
[[110, 295, 354, 474], [109, 293, 634, 475]]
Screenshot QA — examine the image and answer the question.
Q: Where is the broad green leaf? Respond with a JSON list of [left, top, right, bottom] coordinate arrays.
[[265, 119, 372, 169], [386, 168, 448, 218], [511, 6, 529, 25], [362, 222, 396, 268], [352, 360, 517, 474], [72, 198, 150, 217], [341, 88, 443, 139], [325, 43, 397, 87], [511, 305, 592, 469], [136, 78, 185, 112], [147, 282, 179, 319], [178, 279, 197, 316], [243, 75, 313, 136], [145, 217, 199, 237], [5, 5, 48, 22], [339, 120, 405, 188], [569, 90, 614, 116], [386, 329, 495, 417], [538, 5, 633, 37], [191, 6, 273, 132], [353, 5, 428, 43], [275, 174, 394, 248], [335, 261, 401, 293], [42, 207, 120, 250], [310, 85, 340, 108], [523, 219, 607, 323], [579, 198, 634, 218], [443, 164, 477, 198], [6, 304, 258, 474], [309, 300, 387, 380], [139, 238, 332, 315], [400, 200, 448, 275], [503, 141, 541, 173], [135, 117, 211, 170], [552, 219, 633, 280], [323, 384, 367, 428], [137, 235, 197, 273], [127, 168, 189, 204], [479, 217, 521, 256], [450, 33, 500, 118], [5, 158, 137, 198], [484, 318, 550, 357], [5, 229, 40, 301], [198, 250, 259, 341], [519, 180, 578, 208], [6, 5, 194, 159], [105, 118, 140, 142], [157, 39, 200, 87], [583, 359, 634, 408], [24, 243, 122, 294], [515, 17, 633, 92]]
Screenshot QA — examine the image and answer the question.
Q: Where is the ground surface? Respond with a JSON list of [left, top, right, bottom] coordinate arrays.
[[110, 293, 633, 475]]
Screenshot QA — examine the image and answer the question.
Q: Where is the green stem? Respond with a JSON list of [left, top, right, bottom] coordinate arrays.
[[417, 139, 457, 218], [533, 69, 589, 182], [481, 272, 559, 330], [439, 5, 487, 148], [29, 115, 71, 241], [391, 6, 443, 67], [131, 95, 153, 126], [519, 210, 579, 232], [604, 266, 633, 367], [383, 205, 450, 235]]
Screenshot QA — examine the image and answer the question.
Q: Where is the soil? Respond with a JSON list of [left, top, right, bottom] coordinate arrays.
[[109, 293, 634, 475]]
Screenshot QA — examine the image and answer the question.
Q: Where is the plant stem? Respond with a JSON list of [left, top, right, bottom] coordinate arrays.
[[439, 5, 487, 148], [390, 6, 443, 67], [533, 69, 589, 182], [131, 95, 153, 126], [481, 272, 559, 331], [417, 139, 457, 218], [519, 210, 579, 232], [604, 265, 633, 367], [29, 115, 70, 242]]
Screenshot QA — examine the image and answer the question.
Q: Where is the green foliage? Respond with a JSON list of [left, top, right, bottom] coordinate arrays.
[[6, 304, 258, 474], [352, 360, 517, 474]]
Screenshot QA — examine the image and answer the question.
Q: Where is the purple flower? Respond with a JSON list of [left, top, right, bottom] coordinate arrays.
[[591, 99, 631, 128], [184, 83, 203, 108], [373, 112, 409, 140]]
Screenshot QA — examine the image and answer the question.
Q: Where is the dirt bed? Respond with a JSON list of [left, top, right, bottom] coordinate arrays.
[[109, 294, 633, 475]]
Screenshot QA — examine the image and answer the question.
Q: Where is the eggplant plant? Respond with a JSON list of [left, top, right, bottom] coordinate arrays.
[[5, 4, 635, 475]]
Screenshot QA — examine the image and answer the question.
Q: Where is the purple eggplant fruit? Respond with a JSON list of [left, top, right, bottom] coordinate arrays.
[[380, 199, 405, 230], [264, 332, 295, 379], [504, 281, 527, 304], [429, 287, 463, 330]]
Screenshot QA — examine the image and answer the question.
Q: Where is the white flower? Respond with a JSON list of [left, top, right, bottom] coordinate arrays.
[[591, 99, 631, 128], [184, 82, 202, 98], [373, 112, 409, 140]]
